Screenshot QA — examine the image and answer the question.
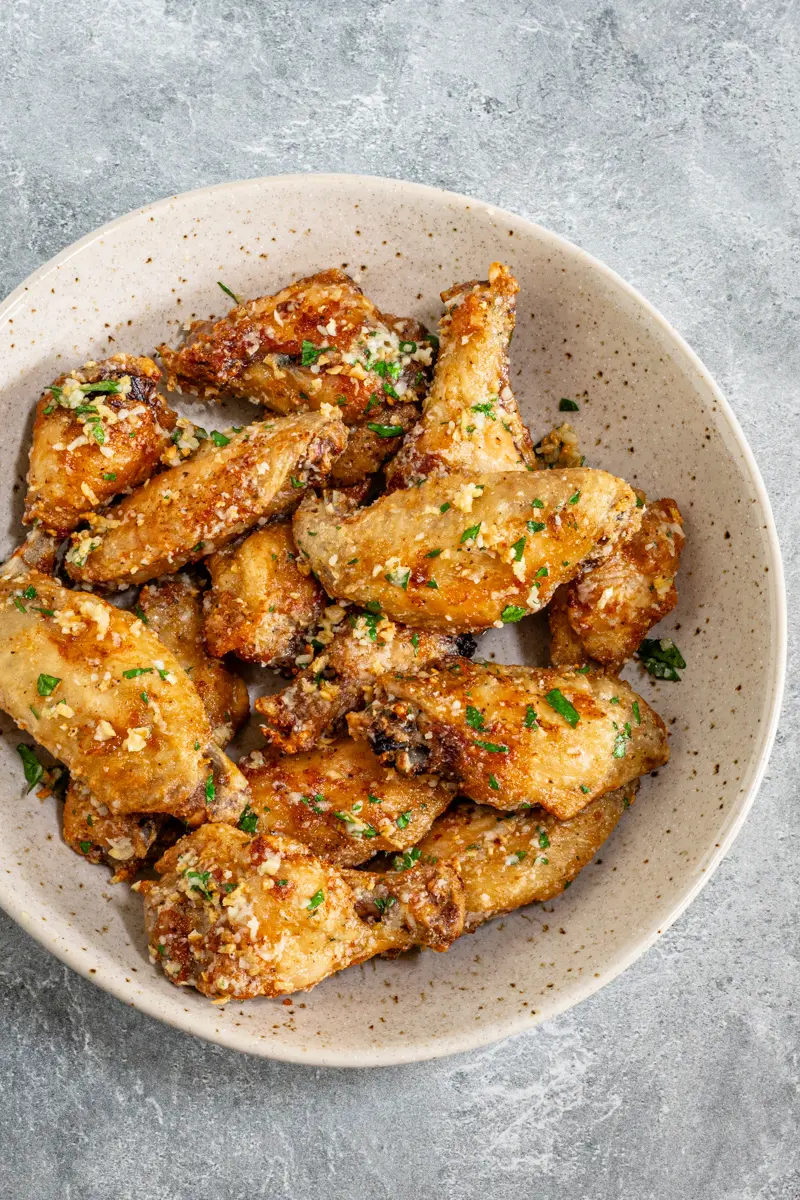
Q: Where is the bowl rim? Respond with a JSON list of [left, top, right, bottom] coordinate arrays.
[[0, 172, 787, 1067]]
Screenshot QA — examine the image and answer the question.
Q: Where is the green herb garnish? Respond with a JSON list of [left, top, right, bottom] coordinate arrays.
[[545, 688, 580, 727]]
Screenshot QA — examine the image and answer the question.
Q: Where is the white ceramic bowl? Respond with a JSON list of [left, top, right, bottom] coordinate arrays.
[[0, 175, 785, 1066]]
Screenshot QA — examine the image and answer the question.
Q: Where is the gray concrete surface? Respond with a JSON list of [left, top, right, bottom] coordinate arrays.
[[1, 1, 798, 1197]]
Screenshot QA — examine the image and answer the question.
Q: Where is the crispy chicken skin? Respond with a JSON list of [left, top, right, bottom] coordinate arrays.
[[24, 356, 177, 536], [414, 785, 635, 930], [349, 659, 668, 820], [158, 269, 434, 484], [65, 408, 347, 589], [203, 524, 325, 669], [0, 568, 248, 823], [137, 573, 249, 746], [138, 823, 465, 1000], [549, 498, 686, 671], [255, 609, 476, 753], [294, 468, 641, 633], [385, 263, 533, 489], [63, 778, 167, 882], [238, 736, 455, 867]]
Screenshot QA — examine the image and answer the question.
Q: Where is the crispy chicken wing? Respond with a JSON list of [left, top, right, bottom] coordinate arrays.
[[137, 573, 249, 746], [63, 777, 168, 882], [158, 269, 434, 484], [138, 823, 464, 1000], [203, 523, 325, 669], [255, 609, 476, 753], [293, 468, 641, 633], [238, 736, 455, 867], [24, 356, 177, 535], [349, 659, 668, 820], [0, 568, 247, 823], [549, 498, 686, 671], [385, 263, 533, 489], [414, 784, 635, 930], [65, 408, 347, 588]]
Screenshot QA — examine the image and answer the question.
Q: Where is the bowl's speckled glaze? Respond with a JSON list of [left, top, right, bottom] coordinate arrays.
[[0, 175, 785, 1066]]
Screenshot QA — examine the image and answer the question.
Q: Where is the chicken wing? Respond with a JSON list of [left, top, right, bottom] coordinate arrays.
[[385, 263, 533, 489], [137, 823, 464, 1000], [158, 269, 434, 484], [238, 736, 455, 867], [64, 408, 347, 588], [348, 659, 668, 820], [293, 468, 641, 633], [203, 523, 325, 669], [413, 784, 635, 930], [137, 572, 249, 746], [549, 498, 686, 671], [63, 777, 168, 883], [254, 610, 475, 753], [24, 356, 177, 536], [0, 568, 247, 823]]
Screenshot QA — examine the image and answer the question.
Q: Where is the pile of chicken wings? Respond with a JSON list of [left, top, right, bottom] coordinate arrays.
[[0, 262, 685, 1003]]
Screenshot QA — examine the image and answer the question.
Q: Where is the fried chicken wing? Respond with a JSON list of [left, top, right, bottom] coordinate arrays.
[[64, 408, 347, 588], [24, 356, 177, 536], [255, 609, 475, 753], [0, 568, 247, 823], [293, 468, 641, 633], [63, 777, 167, 882], [138, 823, 464, 1000], [385, 263, 533, 489], [137, 573, 249, 746], [238, 736, 455, 867], [348, 659, 668, 820], [203, 523, 325, 669], [158, 269, 434, 483], [414, 785, 635, 930], [549, 498, 686, 671]]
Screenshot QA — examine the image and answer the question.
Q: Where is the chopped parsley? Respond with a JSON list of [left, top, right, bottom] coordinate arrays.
[[133, 605, 148, 624], [307, 889, 325, 911], [399, 339, 417, 353], [524, 705, 539, 729], [290, 475, 305, 489], [426, 579, 439, 589], [80, 380, 120, 395], [632, 700, 641, 725], [79, 841, 92, 854], [488, 774, 500, 791], [374, 895, 397, 915], [638, 638, 686, 681], [367, 793, 384, 804], [559, 398, 580, 411], [439, 502, 451, 513], [186, 870, 213, 901], [392, 847, 421, 872], [465, 705, 485, 731], [102, 471, 117, 482], [545, 688, 580, 727], [301, 340, 329, 366], [580, 784, 590, 794], [474, 739, 509, 754], [612, 721, 632, 759], [568, 491, 581, 505], [385, 567, 410, 590], [538, 828, 550, 849], [511, 536, 526, 561], [36, 673, 61, 697], [209, 430, 230, 448], [13, 597, 26, 613], [22, 586, 37, 600], [217, 281, 241, 304], [122, 667, 153, 679], [471, 402, 496, 419], [509, 850, 527, 864], [500, 604, 527, 623], [527, 519, 546, 534], [460, 522, 481, 544], [425, 548, 442, 558], [17, 744, 43, 792], [204, 773, 216, 803], [531, 498, 545, 509], [395, 811, 412, 830], [367, 422, 404, 438], [237, 803, 258, 834]]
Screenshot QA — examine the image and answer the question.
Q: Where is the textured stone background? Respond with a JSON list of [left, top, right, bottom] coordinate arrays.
[[1, 1, 798, 1197]]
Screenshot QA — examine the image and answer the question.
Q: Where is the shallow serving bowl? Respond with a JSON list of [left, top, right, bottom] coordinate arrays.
[[0, 175, 785, 1066]]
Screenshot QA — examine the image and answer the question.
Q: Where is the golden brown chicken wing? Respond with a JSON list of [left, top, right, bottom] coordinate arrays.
[[385, 263, 533, 489], [158, 269, 434, 484], [137, 823, 464, 1000], [64, 408, 347, 589], [0, 568, 247, 823], [136, 572, 249, 745], [62, 778, 168, 882], [203, 523, 325, 669], [24, 356, 177, 536], [293, 467, 641, 633], [238, 736, 455, 866], [549, 498, 686, 671], [349, 659, 668, 820], [254, 609, 475, 753], [413, 784, 635, 930]]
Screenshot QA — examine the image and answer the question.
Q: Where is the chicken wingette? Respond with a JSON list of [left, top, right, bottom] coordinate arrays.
[[24, 356, 178, 535], [385, 263, 533, 489], [158, 269, 434, 484], [62, 778, 168, 882], [137, 572, 249, 746], [238, 736, 455, 867], [293, 468, 641, 633], [137, 823, 465, 1000], [349, 659, 668, 820], [549, 497, 685, 671], [413, 785, 635, 930], [255, 609, 476, 753], [203, 523, 325, 668], [0, 568, 247, 823], [65, 408, 347, 588]]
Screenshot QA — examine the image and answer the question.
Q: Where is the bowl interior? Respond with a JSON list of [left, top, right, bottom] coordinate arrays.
[[0, 176, 783, 1065]]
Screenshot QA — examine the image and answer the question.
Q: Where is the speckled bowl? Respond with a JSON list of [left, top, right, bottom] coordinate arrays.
[[0, 175, 785, 1066]]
